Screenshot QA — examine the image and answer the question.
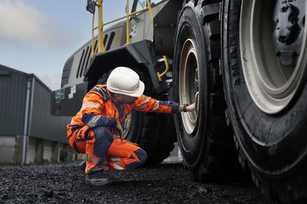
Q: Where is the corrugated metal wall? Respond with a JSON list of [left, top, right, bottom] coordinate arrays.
[[0, 65, 71, 143], [0, 66, 27, 136], [29, 77, 70, 143]]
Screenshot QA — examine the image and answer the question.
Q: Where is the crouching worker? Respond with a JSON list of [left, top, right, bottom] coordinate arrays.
[[66, 67, 195, 186]]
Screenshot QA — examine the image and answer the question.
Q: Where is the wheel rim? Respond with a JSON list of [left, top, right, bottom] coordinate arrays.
[[179, 39, 199, 134], [240, 0, 307, 114]]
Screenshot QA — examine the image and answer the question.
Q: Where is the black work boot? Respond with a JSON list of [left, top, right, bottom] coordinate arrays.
[[85, 168, 115, 186]]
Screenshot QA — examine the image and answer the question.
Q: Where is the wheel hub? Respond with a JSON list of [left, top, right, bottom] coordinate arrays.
[[240, 0, 307, 114], [273, 0, 305, 67]]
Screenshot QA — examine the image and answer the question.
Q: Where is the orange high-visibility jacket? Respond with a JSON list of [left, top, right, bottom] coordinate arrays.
[[67, 84, 179, 140]]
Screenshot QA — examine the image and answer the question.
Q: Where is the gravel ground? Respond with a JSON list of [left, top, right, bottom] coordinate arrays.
[[0, 163, 265, 204]]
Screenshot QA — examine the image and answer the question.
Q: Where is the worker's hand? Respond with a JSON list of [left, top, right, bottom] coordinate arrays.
[[185, 103, 196, 112], [116, 119, 124, 136], [179, 103, 196, 112]]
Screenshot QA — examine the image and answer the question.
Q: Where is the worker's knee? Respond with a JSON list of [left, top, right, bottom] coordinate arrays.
[[92, 127, 113, 158], [94, 127, 113, 143], [135, 148, 147, 165]]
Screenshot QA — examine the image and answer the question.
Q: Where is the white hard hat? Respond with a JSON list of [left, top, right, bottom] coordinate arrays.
[[106, 66, 145, 97]]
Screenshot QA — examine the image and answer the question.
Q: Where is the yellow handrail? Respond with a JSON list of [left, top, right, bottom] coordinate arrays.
[[157, 56, 170, 81], [126, 0, 131, 44], [97, 0, 105, 53], [91, 6, 96, 57], [92, 7, 152, 30], [146, 0, 153, 19], [90, 0, 154, 55]]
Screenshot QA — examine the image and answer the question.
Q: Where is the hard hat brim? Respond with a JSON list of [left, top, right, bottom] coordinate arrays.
[[107, 80, 145, 97]]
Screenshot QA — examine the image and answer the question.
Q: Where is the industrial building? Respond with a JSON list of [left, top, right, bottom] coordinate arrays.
[[0, 64, 78, 165]]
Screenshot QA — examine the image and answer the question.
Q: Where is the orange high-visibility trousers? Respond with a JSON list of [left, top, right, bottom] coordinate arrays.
[[68, 126, 147, 173], [107, 138, 147, 171]]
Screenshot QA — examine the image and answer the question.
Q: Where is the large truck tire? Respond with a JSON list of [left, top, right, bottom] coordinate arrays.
[[173, 0, 239, 182], [223, 0, 307, 202]]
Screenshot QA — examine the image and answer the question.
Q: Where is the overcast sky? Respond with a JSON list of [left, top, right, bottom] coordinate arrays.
[[0, 0, 136, 90]]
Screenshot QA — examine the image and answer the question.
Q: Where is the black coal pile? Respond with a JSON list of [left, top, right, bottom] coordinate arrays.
[[0, 163, 264, 204]]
